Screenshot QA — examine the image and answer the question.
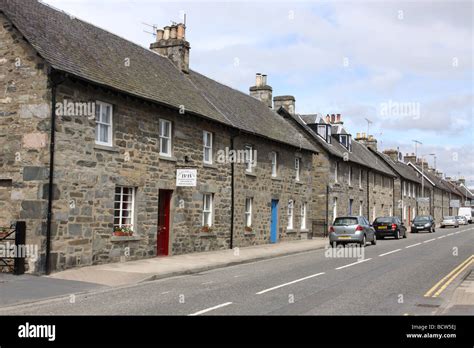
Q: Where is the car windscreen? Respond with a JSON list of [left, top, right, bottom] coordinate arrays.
[[333, 217, 358, 226], [444, 216, 455, 219], [374, 217, 392, 223], [414, 217, 429, 222]]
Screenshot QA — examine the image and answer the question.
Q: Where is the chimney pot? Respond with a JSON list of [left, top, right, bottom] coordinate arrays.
[[177, 23, 185, 39], [163, 26, 170, 40], [250, 73, 272, 108], [331, 114, 335, 123], [262, 74, 267, 86], [325, 115, 330, 123], [156, 29, 164, 41], [170, 25, 177, 39]]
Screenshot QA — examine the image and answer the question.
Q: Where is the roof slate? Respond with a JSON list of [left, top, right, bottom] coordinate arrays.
[[1, 0, 316, 152], [371, 150, 422, 184]]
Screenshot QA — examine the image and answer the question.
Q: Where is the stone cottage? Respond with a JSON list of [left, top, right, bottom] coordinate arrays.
[[0, 0, 317, 273]]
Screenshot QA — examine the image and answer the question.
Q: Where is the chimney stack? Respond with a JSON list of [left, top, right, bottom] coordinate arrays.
[[150, 23, 190, 73], [355, 133, 377, 151], [383, 149, 399, 162], [404, 153, 417, 164], [273, 95, 296, 115], [249, 73, 273, 108]]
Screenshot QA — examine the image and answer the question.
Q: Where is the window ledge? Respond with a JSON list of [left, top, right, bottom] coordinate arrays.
[[286, 229, 297, 234], [111, 236, 143, 242], [94, 144, 120, 153], [203, 163, 218, 169], [271, 176, 282, 181], [244, 231, 256, 236], [198, 232, 217, 238], [295, 181, 304, 185], [245, 171, 257, 178], [160, 155, 177, 162]]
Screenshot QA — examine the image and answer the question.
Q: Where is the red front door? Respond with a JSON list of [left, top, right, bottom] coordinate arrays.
[[157, 190, 172, 256]]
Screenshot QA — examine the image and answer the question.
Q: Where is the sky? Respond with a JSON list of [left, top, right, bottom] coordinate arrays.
[[43, 0, 474, 188]]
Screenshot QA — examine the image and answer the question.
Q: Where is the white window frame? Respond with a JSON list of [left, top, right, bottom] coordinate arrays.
[[295, 157, 300, 182], [413, 184, 416, 198], [403, 181, 406, 196], [202, 193, 213, 227], [389, 206, 393, 216], [245, 197, 252, 227], [335, 162, 339, 183], [359, 200, 363, 216], [203, 131, 213, 164], [95, 101, 113, 147], [114, 186, 135, 233], [359, 169, 362, 188], [408, 183, 411, 197], [245, 145, 253, 173], [287, 200, 294, 229], [271, 152, 278, 177], [301, 202, 307, 230], [333, 197, 338, 221], [159, 119, 172, 157], [372, 203, 376, 222]]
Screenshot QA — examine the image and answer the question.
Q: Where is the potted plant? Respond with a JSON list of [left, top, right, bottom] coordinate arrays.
[[244, 225, 253, 232], [113, 226, 133, 237], [201, 225, 213, 233]]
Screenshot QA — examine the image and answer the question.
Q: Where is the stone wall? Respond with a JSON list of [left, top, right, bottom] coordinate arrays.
[[0, 14, 51, 272]]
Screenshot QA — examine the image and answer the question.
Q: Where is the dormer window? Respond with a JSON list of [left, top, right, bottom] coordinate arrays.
[[316, 124, 332, 144], [339, 134, 352, 151]]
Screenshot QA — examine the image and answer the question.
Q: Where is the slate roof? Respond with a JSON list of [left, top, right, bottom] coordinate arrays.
[[1, 0, 316, 152], [370, 150, 422, 184], [408, 163, 460, 194], [287, 111, 396, 177]]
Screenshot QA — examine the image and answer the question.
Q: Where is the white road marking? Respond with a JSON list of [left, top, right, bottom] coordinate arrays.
[[454, 231, 461, 234], [378, 249, 401, 257], [161, 291, 170, 294], [189, 302, 233, 316], [406, 243, 421, 249], [201, 281, 214, 285], [437, 236, 446, 239], [423, 238, 436, 243], [447, 233, 454, 236], [256, 272, 325, 295], [335, 258, 372, 270]]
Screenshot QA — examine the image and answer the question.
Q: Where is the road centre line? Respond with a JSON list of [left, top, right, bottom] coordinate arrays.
[[437, 236, 446, 239], [423, 238, 436, 243], [378, 249, 401, 257], [335, 258, 372, 270], [406, 243, 421, 249], [256, 272, 325, 295], [189, 302, 233, 316]]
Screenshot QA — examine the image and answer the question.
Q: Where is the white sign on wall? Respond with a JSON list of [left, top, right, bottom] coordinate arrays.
[[176, 169, 197, 187], [450, 200, 460, 208]]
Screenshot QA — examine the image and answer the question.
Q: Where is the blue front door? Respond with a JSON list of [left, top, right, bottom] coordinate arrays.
[[270, 199, 279, 243]]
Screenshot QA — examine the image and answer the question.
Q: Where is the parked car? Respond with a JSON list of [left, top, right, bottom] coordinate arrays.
[[411, 215, 436, 233], [455, 215, 468, 225], [373, 216, 407, 239], [458, 207, 473, 224], [329, 216, 376, 247], [441, 216, 459, 228]]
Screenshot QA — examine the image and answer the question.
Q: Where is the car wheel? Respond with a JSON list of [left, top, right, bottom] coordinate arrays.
[[395, 230, 400, 239], [330, 242, 337, 248], [371, 234, 376, 245], [360, 235, 366, 247]]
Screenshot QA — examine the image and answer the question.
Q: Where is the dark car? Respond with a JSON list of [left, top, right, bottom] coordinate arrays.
[[411, 215, 436, 233], [373, 216, 407, 239]]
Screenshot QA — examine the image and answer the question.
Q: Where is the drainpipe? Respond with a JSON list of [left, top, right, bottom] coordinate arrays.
[[45, 70, 65, 275], [229, 131, 239, 250], [400, 180, 403, 220], [366, 170, 370, 220], [325, 184, 329, 237]]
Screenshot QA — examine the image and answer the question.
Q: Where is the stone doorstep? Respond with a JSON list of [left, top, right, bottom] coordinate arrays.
[[48, 239, 328, 287]]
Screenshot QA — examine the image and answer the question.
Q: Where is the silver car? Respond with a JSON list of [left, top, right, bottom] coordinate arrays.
[[455, 216, 468, 225], [441, 216, 459, 228], [329, 216, 376, 247]]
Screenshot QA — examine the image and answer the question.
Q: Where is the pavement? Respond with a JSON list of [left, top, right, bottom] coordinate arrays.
[[0, 225, 472, 315], [47, 238, 328, 286]]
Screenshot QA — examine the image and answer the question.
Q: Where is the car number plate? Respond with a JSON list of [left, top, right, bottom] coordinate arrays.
[[338, 236, 351, 239], [378, 226, 387, 230]]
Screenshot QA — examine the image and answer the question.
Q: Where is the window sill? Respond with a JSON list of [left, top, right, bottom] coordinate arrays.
[[198, 232, 217, 238], [286, 229, 297, 234], [94, 144, 120, 153], [295, 181, 304, 185], [111, 236, 143, 242], [244, 231, 256, 236], [160, 155, 177, 162], [271, 176, 282, 181], [245, 171, 257, 178], [203, 163, 218, 169]]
